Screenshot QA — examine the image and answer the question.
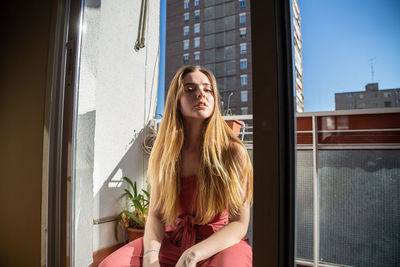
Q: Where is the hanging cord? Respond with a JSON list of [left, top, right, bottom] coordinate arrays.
[[135, 0, 148, 51]]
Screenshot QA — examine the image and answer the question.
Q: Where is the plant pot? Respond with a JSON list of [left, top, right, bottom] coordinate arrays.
[[128, 228, 144, 242], [224, 119, 244, 137]]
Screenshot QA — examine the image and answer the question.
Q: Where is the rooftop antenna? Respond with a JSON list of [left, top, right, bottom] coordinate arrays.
[[369, 58, 376, 82]]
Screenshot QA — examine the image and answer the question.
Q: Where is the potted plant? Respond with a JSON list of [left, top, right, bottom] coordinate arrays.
[[114, 176, 150, 242]]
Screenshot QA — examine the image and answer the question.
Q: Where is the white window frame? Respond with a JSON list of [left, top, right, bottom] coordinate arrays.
[[183, 39, 189, 50], [241, 90, 248, 102], [184, 26, 189, 36], [241, 74, 248, 86], [384, 92, 392, 97], [194, 51, 200, 61], [194, 9, 200, 19], [240, 43, 247, 54], [195, 0, 200, 6], [184, 0, 189, 9], [239, 12, 246, 23], [183, 53, 189, 63], [194, 23, 200, 34], [241, 106, 249, 115], [194, 37, 200, 48], [184, 12, 189, 22], [240, 58, 248, 69], [240, 27, 247, 38]]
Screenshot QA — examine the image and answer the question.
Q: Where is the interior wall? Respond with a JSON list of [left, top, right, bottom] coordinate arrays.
[[0, 1, 52, 266]]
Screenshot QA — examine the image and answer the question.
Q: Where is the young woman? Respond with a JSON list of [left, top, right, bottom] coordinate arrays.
[[100, 65, 253, 267]]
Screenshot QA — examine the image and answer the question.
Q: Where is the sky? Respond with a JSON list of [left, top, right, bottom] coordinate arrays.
[[299, 0, 400, 111]]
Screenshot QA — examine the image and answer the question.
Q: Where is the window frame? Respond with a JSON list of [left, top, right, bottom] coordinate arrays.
[[183, 39, 189, 50], [194, 37, 200, 48], [194, 23, 200, 34]]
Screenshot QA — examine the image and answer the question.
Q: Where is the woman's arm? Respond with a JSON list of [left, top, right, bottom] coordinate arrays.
[[176, 204, 250, 266], [143, 184, 165, 267], [176, 142, 252, 266]]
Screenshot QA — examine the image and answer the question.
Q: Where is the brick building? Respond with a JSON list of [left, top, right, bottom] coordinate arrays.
[[335, 83, 400, 110]]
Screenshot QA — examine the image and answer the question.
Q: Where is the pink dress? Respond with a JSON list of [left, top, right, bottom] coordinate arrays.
[[99, 177, 252, 267]]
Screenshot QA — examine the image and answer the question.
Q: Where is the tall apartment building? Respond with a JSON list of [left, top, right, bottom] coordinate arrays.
[[292, 0, 304, 112], [165, 0, 252, 115], [335, 83, 400, 110]]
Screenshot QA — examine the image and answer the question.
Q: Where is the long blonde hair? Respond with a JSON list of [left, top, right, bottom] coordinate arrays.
[[148, 65, 253, 225]]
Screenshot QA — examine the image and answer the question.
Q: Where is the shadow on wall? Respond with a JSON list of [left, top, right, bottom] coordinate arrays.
[[94, 122, 155, 243]]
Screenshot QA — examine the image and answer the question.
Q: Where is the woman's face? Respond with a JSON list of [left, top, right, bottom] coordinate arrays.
[[179, 71, 215, 122]]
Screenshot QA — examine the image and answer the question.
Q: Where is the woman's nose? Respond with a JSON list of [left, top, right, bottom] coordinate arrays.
[[196, 88, 205, 98]]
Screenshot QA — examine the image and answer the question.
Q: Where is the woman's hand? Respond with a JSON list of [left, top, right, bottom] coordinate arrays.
[[143, 253, 161, 267], [175, 248, 198, 267]]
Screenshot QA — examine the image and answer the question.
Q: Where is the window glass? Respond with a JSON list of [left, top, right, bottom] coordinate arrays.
[[195, 0, 200, 6], [194, 51, 200, 61], [240, 74, 247, 86], [194, 23, 200, 34], [240, 27, 246, 38], [239, 12, 246, 23], [240, 43, 247, 54], [184, 12, 189, 22], [194, 37, 200, 48], [183, 53, 189, 63], [239, 0, 246, 8], [294, 0, 400, 266], [241, 90, 248, 102], [194, 9, 200, 19], [240, 58, 247, 69], [184, 0, 189, 9], [184, 26, 189, 36], [183, 39, 189, 50]]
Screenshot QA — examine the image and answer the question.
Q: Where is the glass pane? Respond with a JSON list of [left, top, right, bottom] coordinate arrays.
[[72, 1, 161, 265], [293, 0, 400, 266], [296, 150, 314, 261], [164, 0, 253, 244], [318, 150, 400, 266]]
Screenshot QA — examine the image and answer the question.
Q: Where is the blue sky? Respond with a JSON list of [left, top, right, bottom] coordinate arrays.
[[299, 0, 400, 111]]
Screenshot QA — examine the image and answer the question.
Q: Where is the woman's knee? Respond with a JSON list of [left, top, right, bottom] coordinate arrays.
[[98, 237, 144, 267]]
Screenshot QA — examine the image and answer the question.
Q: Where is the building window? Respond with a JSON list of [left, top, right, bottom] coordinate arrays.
[[241, 106, 248, 115], [195, 0, 200, 6], [194, 37, 200, 48], [359, 94, 364, 99], [184, 0, 189, 9], [194, 51, 200, 61], [241, 74, 248, 86], [396, 99, 400, 104], [183, 53, 189, 63], [184, 12, 189, 22], [241, 90, 248, 102], [194, 23, 200, 34], [239, 13, 246, 23], [183, 39, 189, 50], [347, 102, 354, 108], [384, 92, 392, 97], [384, 101, 392, 107], [346, 93, 354, 97], [240, 43, 247, 54], [194, 9, 200, 19], [240, 27, 247, 38], [358, 103, 364, 109], [240, 58, 247, 69], [184, 26, 189, 36], [396, 90, 400, 94], [239, 0, 246, 8]]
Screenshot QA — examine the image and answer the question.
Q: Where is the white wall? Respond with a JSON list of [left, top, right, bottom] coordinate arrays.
[[74, 0, 160, 265]]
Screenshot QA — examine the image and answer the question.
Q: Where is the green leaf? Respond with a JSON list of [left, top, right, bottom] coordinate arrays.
[[122, 176, 134, 190], [122, 210, 144, 226], [124, 189, 134, 200], [114, 212, 123, 241]]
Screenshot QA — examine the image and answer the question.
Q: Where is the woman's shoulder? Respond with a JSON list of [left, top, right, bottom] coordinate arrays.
[[228, 139, 247, 161]]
